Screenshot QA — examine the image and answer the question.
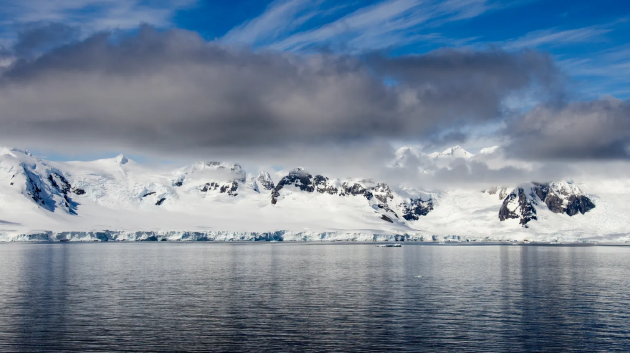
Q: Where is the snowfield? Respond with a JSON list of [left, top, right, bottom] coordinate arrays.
[[0, 146, 629, 243]]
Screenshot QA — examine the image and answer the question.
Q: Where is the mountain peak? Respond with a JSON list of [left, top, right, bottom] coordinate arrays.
[[289, 167, 310, 176], [430, 145, 474, 159], [114, 154, 129, 165]]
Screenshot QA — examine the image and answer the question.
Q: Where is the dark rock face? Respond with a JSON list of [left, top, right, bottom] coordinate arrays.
[[270, 168, 434, 221], [499, 188, 537, 226], [532, 182, 549, 202], [257, 172, 275, 191], [142, 191, 156, 197], [340, 182, 372, 200], [220, 181, 239, 196], [340, 181, 402, 219], [402, 198, 434, 221], [26, 174, 45, 206], [373, 183, 393, 204], [48, 172, 80, 215], [201, 182, 218, 192], [532, 182, 595, 216], [48, 173, 70, 193], [271, 168, 315, 204], [201, 181, 239, 196], [156, 198, 166, 206], [314, 175, 338, 195], [566, 195, 596, 216], [24, 169, 80, 215], [499, 182, 595, 227], [381, 215, 393, 223]]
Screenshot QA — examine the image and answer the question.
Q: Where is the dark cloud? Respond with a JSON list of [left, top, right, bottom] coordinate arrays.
[[369, 49, 563, 126], [505, 97, 630, 160], [420, 130, 469, 152], [426, 159, 576, 188], [13, 22, 81, 58], [0, 25, 561, 161]]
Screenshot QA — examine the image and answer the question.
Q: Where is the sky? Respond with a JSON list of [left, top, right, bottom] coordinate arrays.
[[0, 0, 629, 185]]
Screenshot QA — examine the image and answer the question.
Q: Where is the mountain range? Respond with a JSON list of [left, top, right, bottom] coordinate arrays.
[[0, 145, 627, 243]]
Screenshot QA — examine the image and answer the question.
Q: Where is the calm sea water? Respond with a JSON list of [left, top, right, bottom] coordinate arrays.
[[0, 243, 629, 352]]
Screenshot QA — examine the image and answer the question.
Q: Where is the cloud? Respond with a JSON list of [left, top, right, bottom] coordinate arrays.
[[225, 0, 522, 53], [369, 151, 578, 189], [222, 0, 322, 46], [0, 0, 196, 44], [0, 25, 560, 164], [13, 22, 80, 57], [504, 97, 630, 160], [502, 25, 612, 50]]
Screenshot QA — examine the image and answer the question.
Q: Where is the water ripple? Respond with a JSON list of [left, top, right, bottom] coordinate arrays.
[[0, 243, 628, 352]]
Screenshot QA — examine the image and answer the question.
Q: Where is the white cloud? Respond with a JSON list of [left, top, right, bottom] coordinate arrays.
[[0, 0, 196, 34], [222, 0, 322, 46], [223, 0, 514, 53], [503, 26, 612, 50]]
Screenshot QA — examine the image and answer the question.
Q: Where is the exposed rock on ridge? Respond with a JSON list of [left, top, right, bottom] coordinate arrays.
[[271, 168, 434, 223], [499, 181, 595, 226]]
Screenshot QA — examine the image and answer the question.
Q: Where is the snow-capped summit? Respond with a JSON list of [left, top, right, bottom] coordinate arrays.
[[113, 154, 129, 165], [394, 145, 475, 165], [429, 145, 475, 159]]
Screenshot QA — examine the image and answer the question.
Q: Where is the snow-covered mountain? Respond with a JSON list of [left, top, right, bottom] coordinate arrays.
[[428, 145, 475, 159], [0, 146, 626, 243], [394, 145, 475, 165], [392, 145, 476, 169]]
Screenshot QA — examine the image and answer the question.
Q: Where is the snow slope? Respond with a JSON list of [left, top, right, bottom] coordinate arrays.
[[0, 146, 628, 243]]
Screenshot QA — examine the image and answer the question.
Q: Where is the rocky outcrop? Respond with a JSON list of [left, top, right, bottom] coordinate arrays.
[[401, 198, 434, 221], [532, 181, 595, 216], [314, 175, 339, 195], [22, 167, 80, 215], [499, 181, 595, 227], [257, 171, 275, 191], [271, 169, 434, 223], [499, 187, 537, 226], [271, 168, 314, 204], [201, 181, 239, 196], [271, 168, 342, 204]]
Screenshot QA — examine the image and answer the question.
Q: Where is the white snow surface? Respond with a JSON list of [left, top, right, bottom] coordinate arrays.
[[0, 146, 628, 243]]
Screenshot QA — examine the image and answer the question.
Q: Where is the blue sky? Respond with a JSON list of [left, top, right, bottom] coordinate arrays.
[[0, 0, 629, 163]]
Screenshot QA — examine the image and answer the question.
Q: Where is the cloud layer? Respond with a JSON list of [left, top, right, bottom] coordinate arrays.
[[505, 97, 630, 160], [2, 23, 629, 188], [0, 25, 558, 161]]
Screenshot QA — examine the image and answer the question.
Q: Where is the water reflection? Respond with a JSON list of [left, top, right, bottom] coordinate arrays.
[[0, 243, 628, 352]]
